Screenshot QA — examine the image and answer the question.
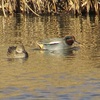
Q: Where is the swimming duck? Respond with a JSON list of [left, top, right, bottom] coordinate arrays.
[[7, 45, 28, 58], [37, 36, 79, 50]]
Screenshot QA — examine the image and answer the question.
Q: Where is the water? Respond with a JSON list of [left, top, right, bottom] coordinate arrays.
[[0, 15, 100, 100]]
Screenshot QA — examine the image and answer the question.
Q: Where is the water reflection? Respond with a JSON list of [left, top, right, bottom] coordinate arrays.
[[7, 58, 28, 63], [0, 15, 100, 100], [34, 46, 80, 57]]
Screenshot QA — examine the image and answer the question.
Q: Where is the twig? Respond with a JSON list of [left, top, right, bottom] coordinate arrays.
[[22, 0, 40, 16], [2, 0, 7, 17]]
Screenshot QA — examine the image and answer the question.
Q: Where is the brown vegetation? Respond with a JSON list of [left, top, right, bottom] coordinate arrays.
[[0, 0, 100, 17]]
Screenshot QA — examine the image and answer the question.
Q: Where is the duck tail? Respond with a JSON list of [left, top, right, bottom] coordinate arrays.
[[36, 41, 44, 49]]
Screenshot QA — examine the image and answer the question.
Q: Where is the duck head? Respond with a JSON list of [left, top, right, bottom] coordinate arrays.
[[64, 36, 76, 46], [7, 46, 16, 54]]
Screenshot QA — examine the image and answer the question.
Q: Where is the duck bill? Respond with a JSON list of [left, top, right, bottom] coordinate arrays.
[[75, 40, 80, 44]]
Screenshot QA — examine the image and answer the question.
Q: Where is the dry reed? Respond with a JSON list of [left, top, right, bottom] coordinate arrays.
[[0, 0, 99, 17]]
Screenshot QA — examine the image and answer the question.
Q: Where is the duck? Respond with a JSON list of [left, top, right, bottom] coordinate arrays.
[[7, 45, 28, 58], [37, 35, 79, 50]]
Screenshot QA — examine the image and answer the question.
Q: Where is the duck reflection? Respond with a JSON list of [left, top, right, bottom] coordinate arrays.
[[35, 46, 80, 57], [7, 57, 28, 63]]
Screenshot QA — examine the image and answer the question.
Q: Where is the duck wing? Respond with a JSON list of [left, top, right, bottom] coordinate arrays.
[[37, 38, 63, 49], [43, 41, 61, 45]]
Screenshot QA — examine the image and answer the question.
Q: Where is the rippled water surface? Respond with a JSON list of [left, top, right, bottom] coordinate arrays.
[[0, 15, 100, 100]]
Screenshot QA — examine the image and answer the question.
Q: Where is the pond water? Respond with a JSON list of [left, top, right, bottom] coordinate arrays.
[[0, 14, 100, 100]]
